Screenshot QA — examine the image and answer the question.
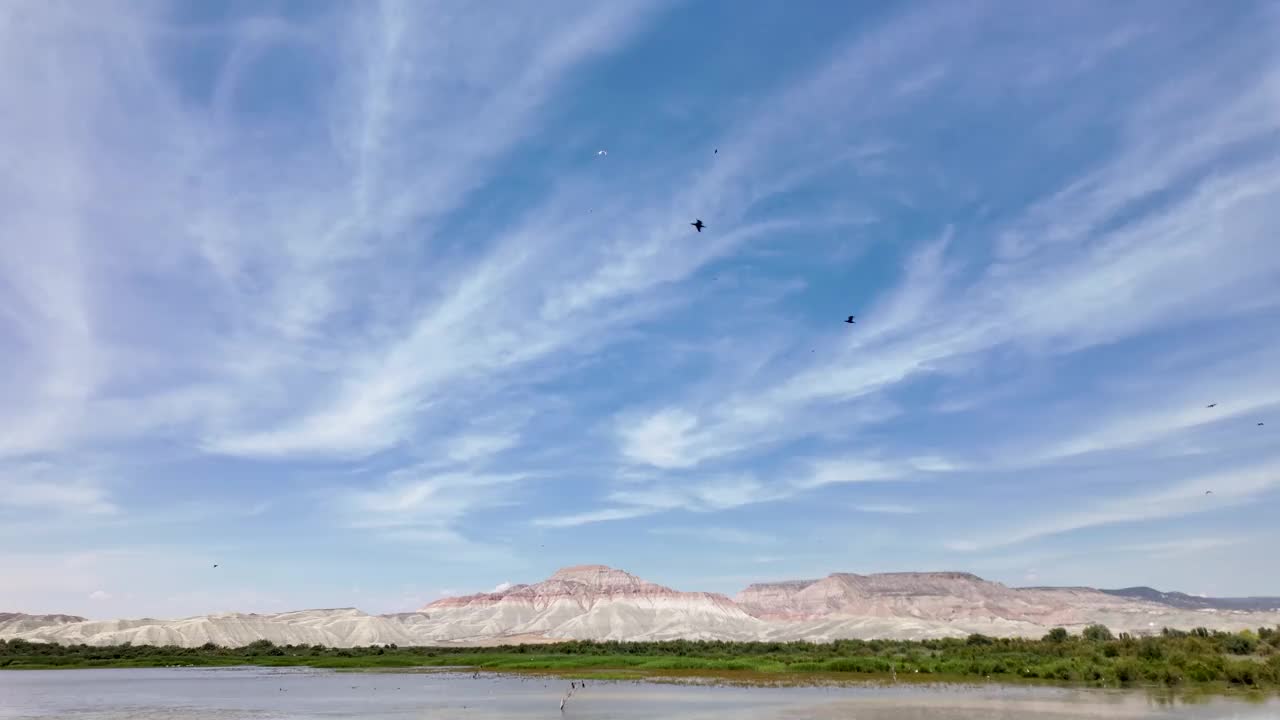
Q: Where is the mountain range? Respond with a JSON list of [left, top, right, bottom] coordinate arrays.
[[3, 566, 1277, 648]]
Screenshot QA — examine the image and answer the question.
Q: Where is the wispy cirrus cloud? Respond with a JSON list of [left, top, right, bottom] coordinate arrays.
[[649, 526, 778, 546], [338, 467, 526, 531], [946, 459, 1280, 552], [1120, 536, 1250, 560], [852, 504, 921, 515], [0, 461, 117, 516], [534, 474, 779, 528], [544, 4, 1280, 557], [4, 0, 1280, 616]]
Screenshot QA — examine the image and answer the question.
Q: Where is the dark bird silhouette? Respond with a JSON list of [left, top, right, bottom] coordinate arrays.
[[1207, 403, 1217, 408], [1260, 422, 1266, 426], [845, 315, 856, 324], [714, 148, 718, 154], [1205, 490, 1213, 495], [213, 564, 218, 568], [691, 219, 705, 232]]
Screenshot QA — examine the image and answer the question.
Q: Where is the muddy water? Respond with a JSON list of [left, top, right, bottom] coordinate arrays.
[[1, 667, 1276, 719]]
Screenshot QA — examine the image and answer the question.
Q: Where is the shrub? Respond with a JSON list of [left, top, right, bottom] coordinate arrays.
[[1043, 628, 1069, 643], [1158, 666, 1184, 686], [1185, 661, 1216, 683], [1222, 634, 1257, 655], [1082, 624, 1113, 642], [1138, 638, 1163, 661], [1224, 660, 1257, 686], [1114, 659, 1141, 684]]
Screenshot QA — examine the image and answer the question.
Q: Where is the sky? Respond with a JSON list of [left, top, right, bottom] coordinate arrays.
[[2, 0, 1279, 620]]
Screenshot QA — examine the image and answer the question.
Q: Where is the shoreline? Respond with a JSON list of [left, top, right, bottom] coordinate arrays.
[[3, 655, 1278, 699], [5, 632, 1278, 694]]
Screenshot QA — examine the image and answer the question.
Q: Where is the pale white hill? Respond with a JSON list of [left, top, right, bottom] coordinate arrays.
[[7, 609, 426, 648]]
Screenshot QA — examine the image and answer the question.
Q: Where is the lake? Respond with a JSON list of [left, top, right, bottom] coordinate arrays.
[[1, 667, 1277, 719]]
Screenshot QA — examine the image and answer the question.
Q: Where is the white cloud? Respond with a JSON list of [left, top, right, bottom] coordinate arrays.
[[851, 503, 920, 515], [0, 0, 671, 464], [3, 0, 1279, 602], [649, 526, 777, 546], [1120, 536, 1249, 559], [618, 409, 704, 469], [535, 473, 779, 528], [597, 36, 1280, 514], [447, 433, 520, 464], [533, 506, 653, 529], [1016, 350, 1280, 466], [793, 457, 911, 490], [88, 590, 111, 600], [947, 459, 1280, 552], [337, 467, 527, 552], [347, 472, 524, 519], [0, 462, 117, 516], [490, 581, 512, 593]]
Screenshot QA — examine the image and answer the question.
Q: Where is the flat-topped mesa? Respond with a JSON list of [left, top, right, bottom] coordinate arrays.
[[736, 571, 1027, 621], [545, 564, 661, 592], [423, 565, 739, 613]]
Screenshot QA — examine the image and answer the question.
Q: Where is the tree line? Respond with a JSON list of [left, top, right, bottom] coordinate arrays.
[[3, 625, 1279, 689]]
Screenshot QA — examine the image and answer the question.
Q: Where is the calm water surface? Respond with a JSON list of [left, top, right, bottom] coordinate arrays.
[[1, 667, 1277, 719]]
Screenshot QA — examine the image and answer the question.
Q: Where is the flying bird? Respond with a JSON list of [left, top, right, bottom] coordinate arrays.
[[213, 564, 218, 568], [691, 219, 705, 232], [595, 149, 607, 156], [845, 315, 856, 324], [1206, 403, 1217, 408], [1205, 490, 1213, 495], [1259, 422, 1266, 426], [714, 148, 718, 154]]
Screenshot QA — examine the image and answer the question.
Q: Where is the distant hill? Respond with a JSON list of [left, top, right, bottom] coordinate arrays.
[[0, 612, 87, 635], [4, 568, 1278, 648], [1098, 587, 1280, 612]]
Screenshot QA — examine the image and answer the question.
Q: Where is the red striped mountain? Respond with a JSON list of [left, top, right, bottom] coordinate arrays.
[[417, 565, 764, 642]]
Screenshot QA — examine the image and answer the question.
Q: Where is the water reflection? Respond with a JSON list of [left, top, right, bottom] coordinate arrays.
[[0, 667, 1276, 719]]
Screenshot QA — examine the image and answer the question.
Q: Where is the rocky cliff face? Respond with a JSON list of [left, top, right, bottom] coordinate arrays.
[[4, 566, 1277, 648]]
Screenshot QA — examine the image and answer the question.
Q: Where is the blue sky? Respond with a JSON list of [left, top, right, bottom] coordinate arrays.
[[3, 0, 1280, 619]]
